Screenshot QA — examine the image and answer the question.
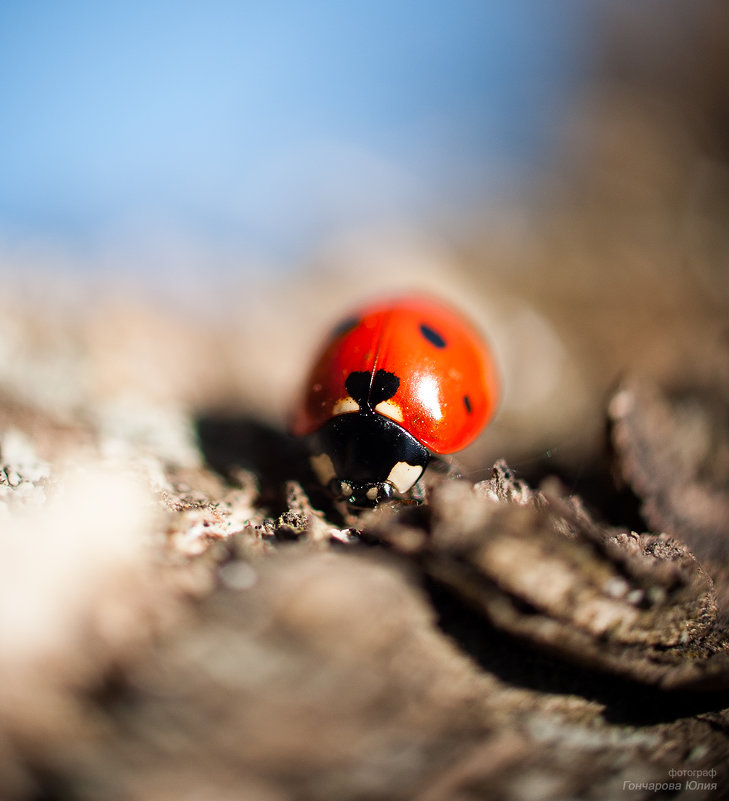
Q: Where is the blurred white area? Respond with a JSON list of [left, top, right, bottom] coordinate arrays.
[[0, 461, 159, 691]]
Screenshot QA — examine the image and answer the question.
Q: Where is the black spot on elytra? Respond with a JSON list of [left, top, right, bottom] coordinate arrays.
[[371, 369, 400, 404], [345, 372, 371, 406], [464, 394, 472, 414], [331, 315, 359, 338], [420, 323, 446, 348], [346, 369, 400, 410]]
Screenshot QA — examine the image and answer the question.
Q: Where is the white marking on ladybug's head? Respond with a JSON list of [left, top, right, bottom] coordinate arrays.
[[387, 461, 424, 494], [374, 399, 404, 422], [333, 396, 360, 416], [365, 486, 378, 502], [340, 481, 354, 497], [310, 452, 336, 486]]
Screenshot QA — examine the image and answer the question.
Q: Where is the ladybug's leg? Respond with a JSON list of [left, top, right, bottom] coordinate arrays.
[[407, 480, 427, 504], [405, 455, 460, 504], [428, 454, 462, 479]]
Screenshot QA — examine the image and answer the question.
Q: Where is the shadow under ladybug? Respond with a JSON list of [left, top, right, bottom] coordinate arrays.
[[194, 413, 315, 513]]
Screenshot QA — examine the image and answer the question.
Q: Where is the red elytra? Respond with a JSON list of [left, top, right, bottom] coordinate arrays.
[[292, 295, 499, 454]]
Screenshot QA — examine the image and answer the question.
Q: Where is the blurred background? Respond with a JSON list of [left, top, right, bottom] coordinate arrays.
[[1, 0, 728, 487], [0, 1, 593, 279]]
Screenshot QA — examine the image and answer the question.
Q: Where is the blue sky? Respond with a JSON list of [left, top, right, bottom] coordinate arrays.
[[0, 2, 597, 266]]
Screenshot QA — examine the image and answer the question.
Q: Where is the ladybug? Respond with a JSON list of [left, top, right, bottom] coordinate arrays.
[[292, 295, 499, 508]]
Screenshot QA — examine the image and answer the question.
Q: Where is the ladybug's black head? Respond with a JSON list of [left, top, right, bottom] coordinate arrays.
[[309, 412, 430, 509]]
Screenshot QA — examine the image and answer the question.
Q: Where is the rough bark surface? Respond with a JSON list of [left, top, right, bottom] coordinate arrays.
[[3, 5, 729, 800]]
